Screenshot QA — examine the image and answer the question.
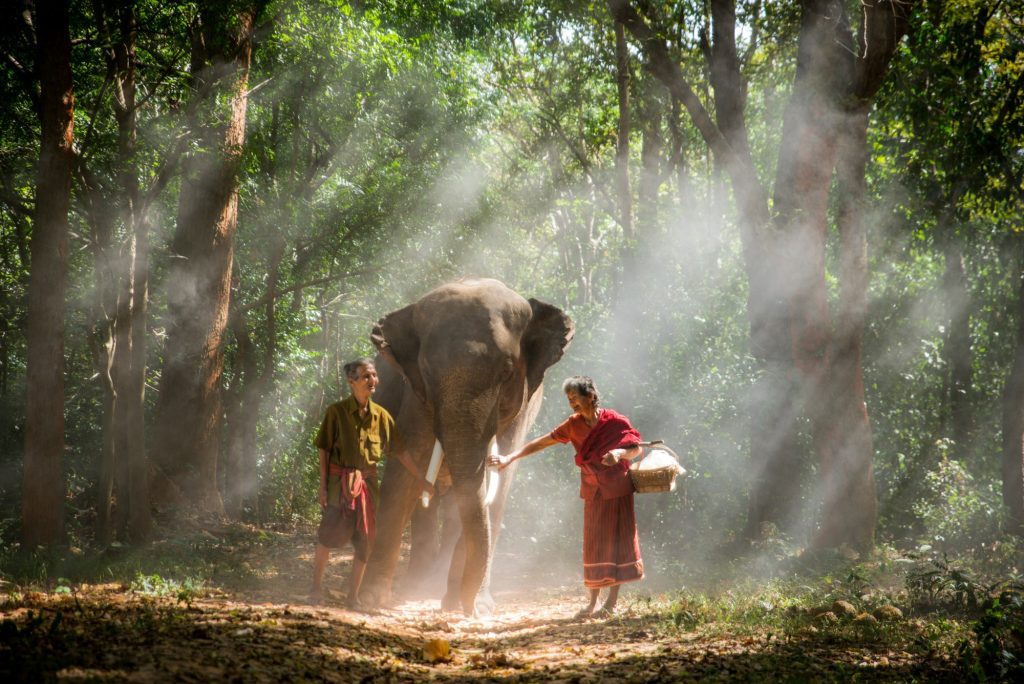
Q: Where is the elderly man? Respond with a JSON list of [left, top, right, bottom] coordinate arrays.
[[309, 358, 399, 610]]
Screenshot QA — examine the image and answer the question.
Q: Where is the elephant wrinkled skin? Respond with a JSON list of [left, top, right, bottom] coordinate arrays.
[[359, 279, 574, 616]]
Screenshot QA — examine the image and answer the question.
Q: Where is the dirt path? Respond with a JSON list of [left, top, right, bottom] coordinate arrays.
[[1, 582, 963, 682], [0, 526, 965, 681]]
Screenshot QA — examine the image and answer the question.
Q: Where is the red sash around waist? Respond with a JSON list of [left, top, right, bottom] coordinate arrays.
[[328, 464, 376, 537]]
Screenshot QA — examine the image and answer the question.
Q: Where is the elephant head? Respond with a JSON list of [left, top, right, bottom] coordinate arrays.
[[360, 278, 573, 615]]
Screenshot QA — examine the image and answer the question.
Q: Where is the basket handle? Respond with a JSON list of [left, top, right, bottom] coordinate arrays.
[[631, 440, 685, 469], [631, 439, 664, 467]]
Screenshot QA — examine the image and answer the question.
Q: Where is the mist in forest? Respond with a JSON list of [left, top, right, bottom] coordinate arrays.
[[6, 2, 1019, 630], [354, 131, 753, 594], [242, 68, 887, 599], [232, 32, 996, 609]]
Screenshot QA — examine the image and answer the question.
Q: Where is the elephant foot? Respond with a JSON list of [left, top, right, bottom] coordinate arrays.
[[461, 590, 487, 617], [360, 580, 392, 610], [442, 588, 495, 617], [472, 598, 494, 617], [441, 591, 461, 613], [475, 589, 496, 616]]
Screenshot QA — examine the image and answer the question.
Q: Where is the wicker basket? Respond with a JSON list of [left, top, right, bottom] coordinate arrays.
[[629, 442, 686, 494]]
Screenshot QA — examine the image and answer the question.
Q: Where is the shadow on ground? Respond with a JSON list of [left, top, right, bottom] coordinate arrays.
[[0, 524, 966, 682]]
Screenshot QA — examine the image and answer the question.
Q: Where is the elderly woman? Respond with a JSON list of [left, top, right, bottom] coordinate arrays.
[[489, 376, 644, 618]]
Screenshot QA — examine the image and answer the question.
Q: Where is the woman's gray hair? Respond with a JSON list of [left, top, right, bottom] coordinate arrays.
[[344, 357, 375, 380], [562, 376, 600, 406]]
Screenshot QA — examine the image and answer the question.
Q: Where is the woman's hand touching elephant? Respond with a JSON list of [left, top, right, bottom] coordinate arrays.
[[489, 453, 512, 470], [490, 434, 558, 471]]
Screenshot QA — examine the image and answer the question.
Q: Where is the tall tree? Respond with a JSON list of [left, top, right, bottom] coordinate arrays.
[[1004, 241, 1024, 533], [224, 235, 284, 520], [613, 19, 633, 256], [904, 2, 994, 462], [608, 0, 911, 549], [153, 1, 265, 513], [86, 0, 151, 542], [879, 0, 1024, 531], [22, 0, 75, 547], [114, 0, 151, 542]]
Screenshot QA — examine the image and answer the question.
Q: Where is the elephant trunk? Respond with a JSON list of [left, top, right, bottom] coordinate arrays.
[[422, 438, 499, 508], [437, 430, 495, 616]]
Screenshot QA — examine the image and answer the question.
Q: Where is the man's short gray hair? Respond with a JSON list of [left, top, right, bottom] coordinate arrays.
[[344, 358, 375, 380], [562, 376, 600, 406]]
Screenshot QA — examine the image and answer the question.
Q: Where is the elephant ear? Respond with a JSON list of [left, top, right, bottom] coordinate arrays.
[[372, 303, 427, 404], [522, 298, 575, 399]]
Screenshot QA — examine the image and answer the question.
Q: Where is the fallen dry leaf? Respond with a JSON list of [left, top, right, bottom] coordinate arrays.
[[422, 638, 452, 663]]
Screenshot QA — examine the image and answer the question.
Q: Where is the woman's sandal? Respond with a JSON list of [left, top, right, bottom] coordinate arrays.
[[592, 606, 615, 619], [573, 607, 595, 620]]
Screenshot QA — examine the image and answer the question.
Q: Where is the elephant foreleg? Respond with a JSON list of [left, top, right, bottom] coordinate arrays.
[[442, 535, 465, 612], [439, 494, 463, 611], [448, 475, 491, 616], [404, 496, 441, 598], [360, 458, 420, 607], [472, 460, 518, 612]]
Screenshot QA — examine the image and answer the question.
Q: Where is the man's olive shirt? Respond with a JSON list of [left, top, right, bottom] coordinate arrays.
[[314, 395, 395, 506]]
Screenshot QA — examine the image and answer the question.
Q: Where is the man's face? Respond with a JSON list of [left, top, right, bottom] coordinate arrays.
[[349, 364, 378, 395]]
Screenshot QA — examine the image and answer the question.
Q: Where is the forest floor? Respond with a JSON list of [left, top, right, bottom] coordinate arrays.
[[0, 520, 1006, 682]]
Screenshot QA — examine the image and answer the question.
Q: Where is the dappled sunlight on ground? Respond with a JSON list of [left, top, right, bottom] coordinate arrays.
[[0, 526, 969, 681]]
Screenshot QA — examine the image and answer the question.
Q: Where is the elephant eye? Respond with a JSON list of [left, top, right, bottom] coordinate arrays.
[[498, 360, 515, 383]]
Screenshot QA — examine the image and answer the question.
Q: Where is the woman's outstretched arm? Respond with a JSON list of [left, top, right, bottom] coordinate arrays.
[[489, 433, 560, 470]]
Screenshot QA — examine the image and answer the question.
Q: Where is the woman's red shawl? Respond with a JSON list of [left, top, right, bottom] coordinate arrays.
[[575, 408, 642, 466], [572, 409, 642, 498]]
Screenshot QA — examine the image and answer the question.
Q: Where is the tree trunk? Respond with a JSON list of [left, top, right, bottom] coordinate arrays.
[[710, 0, 820, 537], [88, 0, 150, 543], [121, 203, 152, 543], [769, 0, 847, 540], [637, 79, 662, 242], [82, 155, 118, 544], [153, 5, 259, 514], [224, 305, 257, 519], [23, 0, 74, 547], [225, 307, 263, 520], [612, 15, 635, 391], [614, 20, 633, 253], [667, 93, 698, 261], [942, 236, 973, 458], [611, 0, 907, 548], [225, 234, 284, 521], [1002, 245, 1024, 535], [112, 0, 150, 541], [91, 205, 118, 545], [814, 106, 877, 550]]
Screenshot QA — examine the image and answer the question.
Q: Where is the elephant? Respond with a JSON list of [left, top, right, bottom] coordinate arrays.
[[359, 278, 574, 616]]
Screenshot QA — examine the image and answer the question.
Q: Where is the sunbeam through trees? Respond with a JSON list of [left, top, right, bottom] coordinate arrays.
[[2, 0, 1024, 680]]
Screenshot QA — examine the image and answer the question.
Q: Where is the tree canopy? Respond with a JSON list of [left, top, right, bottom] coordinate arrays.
[[2, 0, 1024, 679]]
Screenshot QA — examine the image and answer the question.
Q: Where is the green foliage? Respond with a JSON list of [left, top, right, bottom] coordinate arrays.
[[959, 584, 1024, 681], [912, 456, 1003, 550], [130, 573, 204, 605], [906, 554, 991, 613]]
